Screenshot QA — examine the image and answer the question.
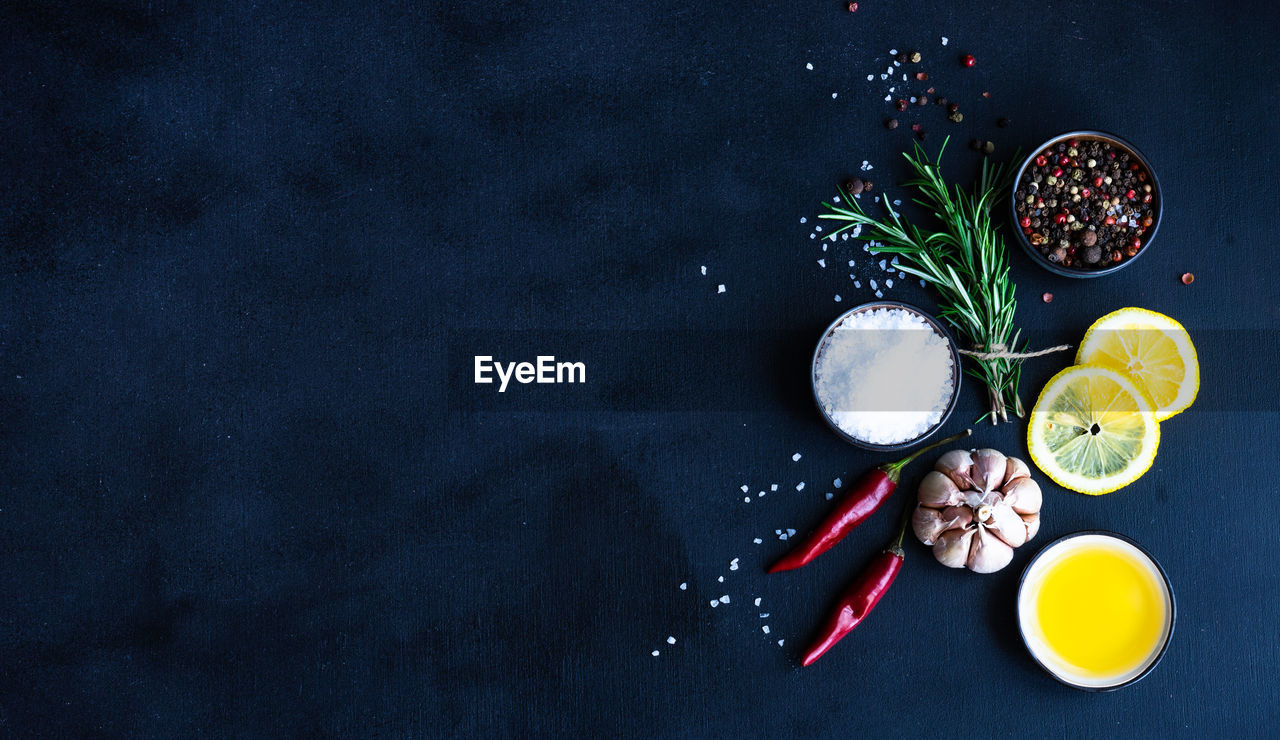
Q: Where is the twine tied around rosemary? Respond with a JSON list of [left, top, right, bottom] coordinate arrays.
[[957, 344, 1073, 361]]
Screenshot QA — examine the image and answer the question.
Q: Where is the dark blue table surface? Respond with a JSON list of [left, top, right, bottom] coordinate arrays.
[[4, 0, 1278, 735]]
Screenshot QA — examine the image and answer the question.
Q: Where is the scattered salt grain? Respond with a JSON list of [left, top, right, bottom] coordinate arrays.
[[786, 529, 796, 537], [870, 279, 878, 290], [667, 636, 676, 644], [753, 538, 763, 544], [720, 595, 730, 604], [853, 281, 861, 289], [875, 290, 883, 298], [848, 260, 856, 267], [889, 48, 898, 55], [812, 306, 957, 445], [717, 576, 724, 583], [680, 582, 687, 590], [741, 485, 749, 493], [757, 490, 765, 498], [831, 92, 838, 99], [778, 639, 785, 646], [941, 36, 949, 45], [710, 599, 720, 607], [743, 497, 750, 502], [717, 284, 725, 293], [806, 62, 813, 70], [792, 453, 802, 461], [653, 650, 660, 656], [826, 492, 834, 500], [762, 625, 771, 635], [867, 74, 873, 81], [800, 216, 807, 224], [834, 295, 841, 303], [760, 613, 770, 618], [886, 279, 894, 288], [796, 482, 805, 491], [834, 477, 843, 488], [754, 597, 762, 607]]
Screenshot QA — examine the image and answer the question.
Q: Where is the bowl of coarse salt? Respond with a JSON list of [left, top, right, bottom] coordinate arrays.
[[811, 301, 961, 451]]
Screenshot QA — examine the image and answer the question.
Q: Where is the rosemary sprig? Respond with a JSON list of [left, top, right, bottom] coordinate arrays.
[[817, 138, 1028, 424]]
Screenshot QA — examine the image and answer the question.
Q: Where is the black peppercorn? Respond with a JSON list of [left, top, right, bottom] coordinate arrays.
[[970, 138, 983, 151], [997, 117, 1010, 128], [846, 179, 864, 195], [863, 180, 873, 192], [885, 118, 898, 130]]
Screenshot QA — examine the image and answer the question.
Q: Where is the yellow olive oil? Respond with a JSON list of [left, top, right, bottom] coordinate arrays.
[[1020, 534, 1172, 688]]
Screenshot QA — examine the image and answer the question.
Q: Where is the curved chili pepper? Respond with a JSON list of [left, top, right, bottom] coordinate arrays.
[[800, 495, 915, 666], [768, 428, 970, 574]]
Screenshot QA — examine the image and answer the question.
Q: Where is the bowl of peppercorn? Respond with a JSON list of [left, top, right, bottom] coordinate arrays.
[[1010, 131, 1161, 277]]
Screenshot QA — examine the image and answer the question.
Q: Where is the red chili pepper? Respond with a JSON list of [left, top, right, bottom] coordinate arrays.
[[800, 496, 915, 666], [767, 429, 970, 574]]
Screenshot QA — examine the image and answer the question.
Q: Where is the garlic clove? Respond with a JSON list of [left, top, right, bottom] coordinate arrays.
[[1002, 477, 1043, 515], [967, 526, 1014, 573], [987, 502, 1027, 548], [918, 470, 963, 508], [940, 505, 973, 531], [912, 506, 948, 545], [1022, 512, 1041, 542], [934, 527, 976, 569], [1004, 456, 1031, 485], [971, 449, 1008, 492], [934, 449, 975, 489]]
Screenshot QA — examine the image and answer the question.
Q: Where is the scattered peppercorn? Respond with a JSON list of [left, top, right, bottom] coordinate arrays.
[[847, 1, 858, 11], [1042, 292, 1053, 303], [997, 117, 1010, 128], [915, 129, 927, 141], [863, 180, 873, 192], [948, 111, 963, 123], [895, 52, 909, 63], [1181, 272, 1194, 285], [915, 71, 929, 81], [970, 138, 984, 151], [982, 140, 995, 155], [1014, 137, 1158, 270], [885, 118, 898, 130], [981, 91, 990, 98], [916, 96, 927, 106], [909, 51, 922, 63], [947, 102, 959, 113], [895, 99, 908, 111], [962, 54, 976, 67], [846, 179, 865, 196], [935, 97, 948, 107]]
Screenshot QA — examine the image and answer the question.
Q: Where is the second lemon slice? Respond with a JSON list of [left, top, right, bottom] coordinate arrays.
[[1076, 308, 1198, 421], [1028, 365, 1160, 495]]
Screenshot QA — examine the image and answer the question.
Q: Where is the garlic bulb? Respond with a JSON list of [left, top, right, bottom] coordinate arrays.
[[912, 447, 1043, 573]]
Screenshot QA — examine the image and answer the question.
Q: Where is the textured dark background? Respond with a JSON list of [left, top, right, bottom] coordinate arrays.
[[3, 0, 1278, 735]]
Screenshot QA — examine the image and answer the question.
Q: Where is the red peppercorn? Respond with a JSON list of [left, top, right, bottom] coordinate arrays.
[[895, 99, 908, 111], [1138, 172, 1147, 182], [1042, 292, 1053, 303], [847, 1, 858, 10], [1068, 139, 1079, 147], [1130, 163, 1140, 171], [1093, 176, 1104, 187], [1131, 237, 1142, 249], [1143, 193, 1153, 203], [1142, 216, 1154, 227], [1104, 216, 1116, 225], [1054, 213, 1068, 224], [1125, 189, 1136, 200], [1108, 151, 1117, 160], [1181, 272, 1195, 285], [962, 54, 976, 67], [1081, 188, 1091, 198], [1020, 216, 1031, 228], [1035, 155, 1048, 167], [1052, 167, 1063, 178]]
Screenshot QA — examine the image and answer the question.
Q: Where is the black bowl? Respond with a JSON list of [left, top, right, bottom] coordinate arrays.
[[810, 300, 962, 452], [1016, 530, 1176, 691], [1010, 131, 1162, 278]]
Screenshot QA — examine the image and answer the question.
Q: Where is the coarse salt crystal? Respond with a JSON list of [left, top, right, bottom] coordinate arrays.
[[743, 497, 750, 502], [754, 597, 762, 606], [826, 492, 834, 500], [853, 281, 861, 289], [886, 279, 894, 288], [778, 639, 785, 646], [867, 74, 873, 81], [831, 92, 838, 99], [757, 490, 765, 498], [717, 284, 725, 293], [941, 36, 949, 45], [741, 485, 749, 492], [834, 477, 843, 488], [870, 279, 878, 289], [653, 650, 660, 656], [771, 484, 778, 491], [792, 453, 802, 461], [889, 48, 898, 55], [806, 62, 813, 70], [813, 306, 956, 445], [834, 295, 841, 302], [753, 538, 762, 544], [760, 613, 770, 618], [667, 636, 676, 644], [720, 594, 730, 603], [800, 216, 807, 224], [786, 529, 796, 536], [700, 265, 706, 275], [680, 582, 687, 590], [762, 625, 771, 634], [717, 576, 724, 582], [710, 599, 719, 607], [796, 482, 805, 491], [875, 290, 883, 298]]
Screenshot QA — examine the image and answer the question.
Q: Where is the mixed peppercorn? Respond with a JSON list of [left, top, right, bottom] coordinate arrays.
[[1014, 138, 1158, 270]]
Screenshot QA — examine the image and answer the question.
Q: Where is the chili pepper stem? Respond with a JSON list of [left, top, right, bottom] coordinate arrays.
[[889, 490, 914, 556], [881, 428, 972, 482]]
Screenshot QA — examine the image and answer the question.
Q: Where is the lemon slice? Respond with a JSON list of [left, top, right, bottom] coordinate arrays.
[[1027, 365, 1160, 495], [1076, 308, 1199, 421]]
